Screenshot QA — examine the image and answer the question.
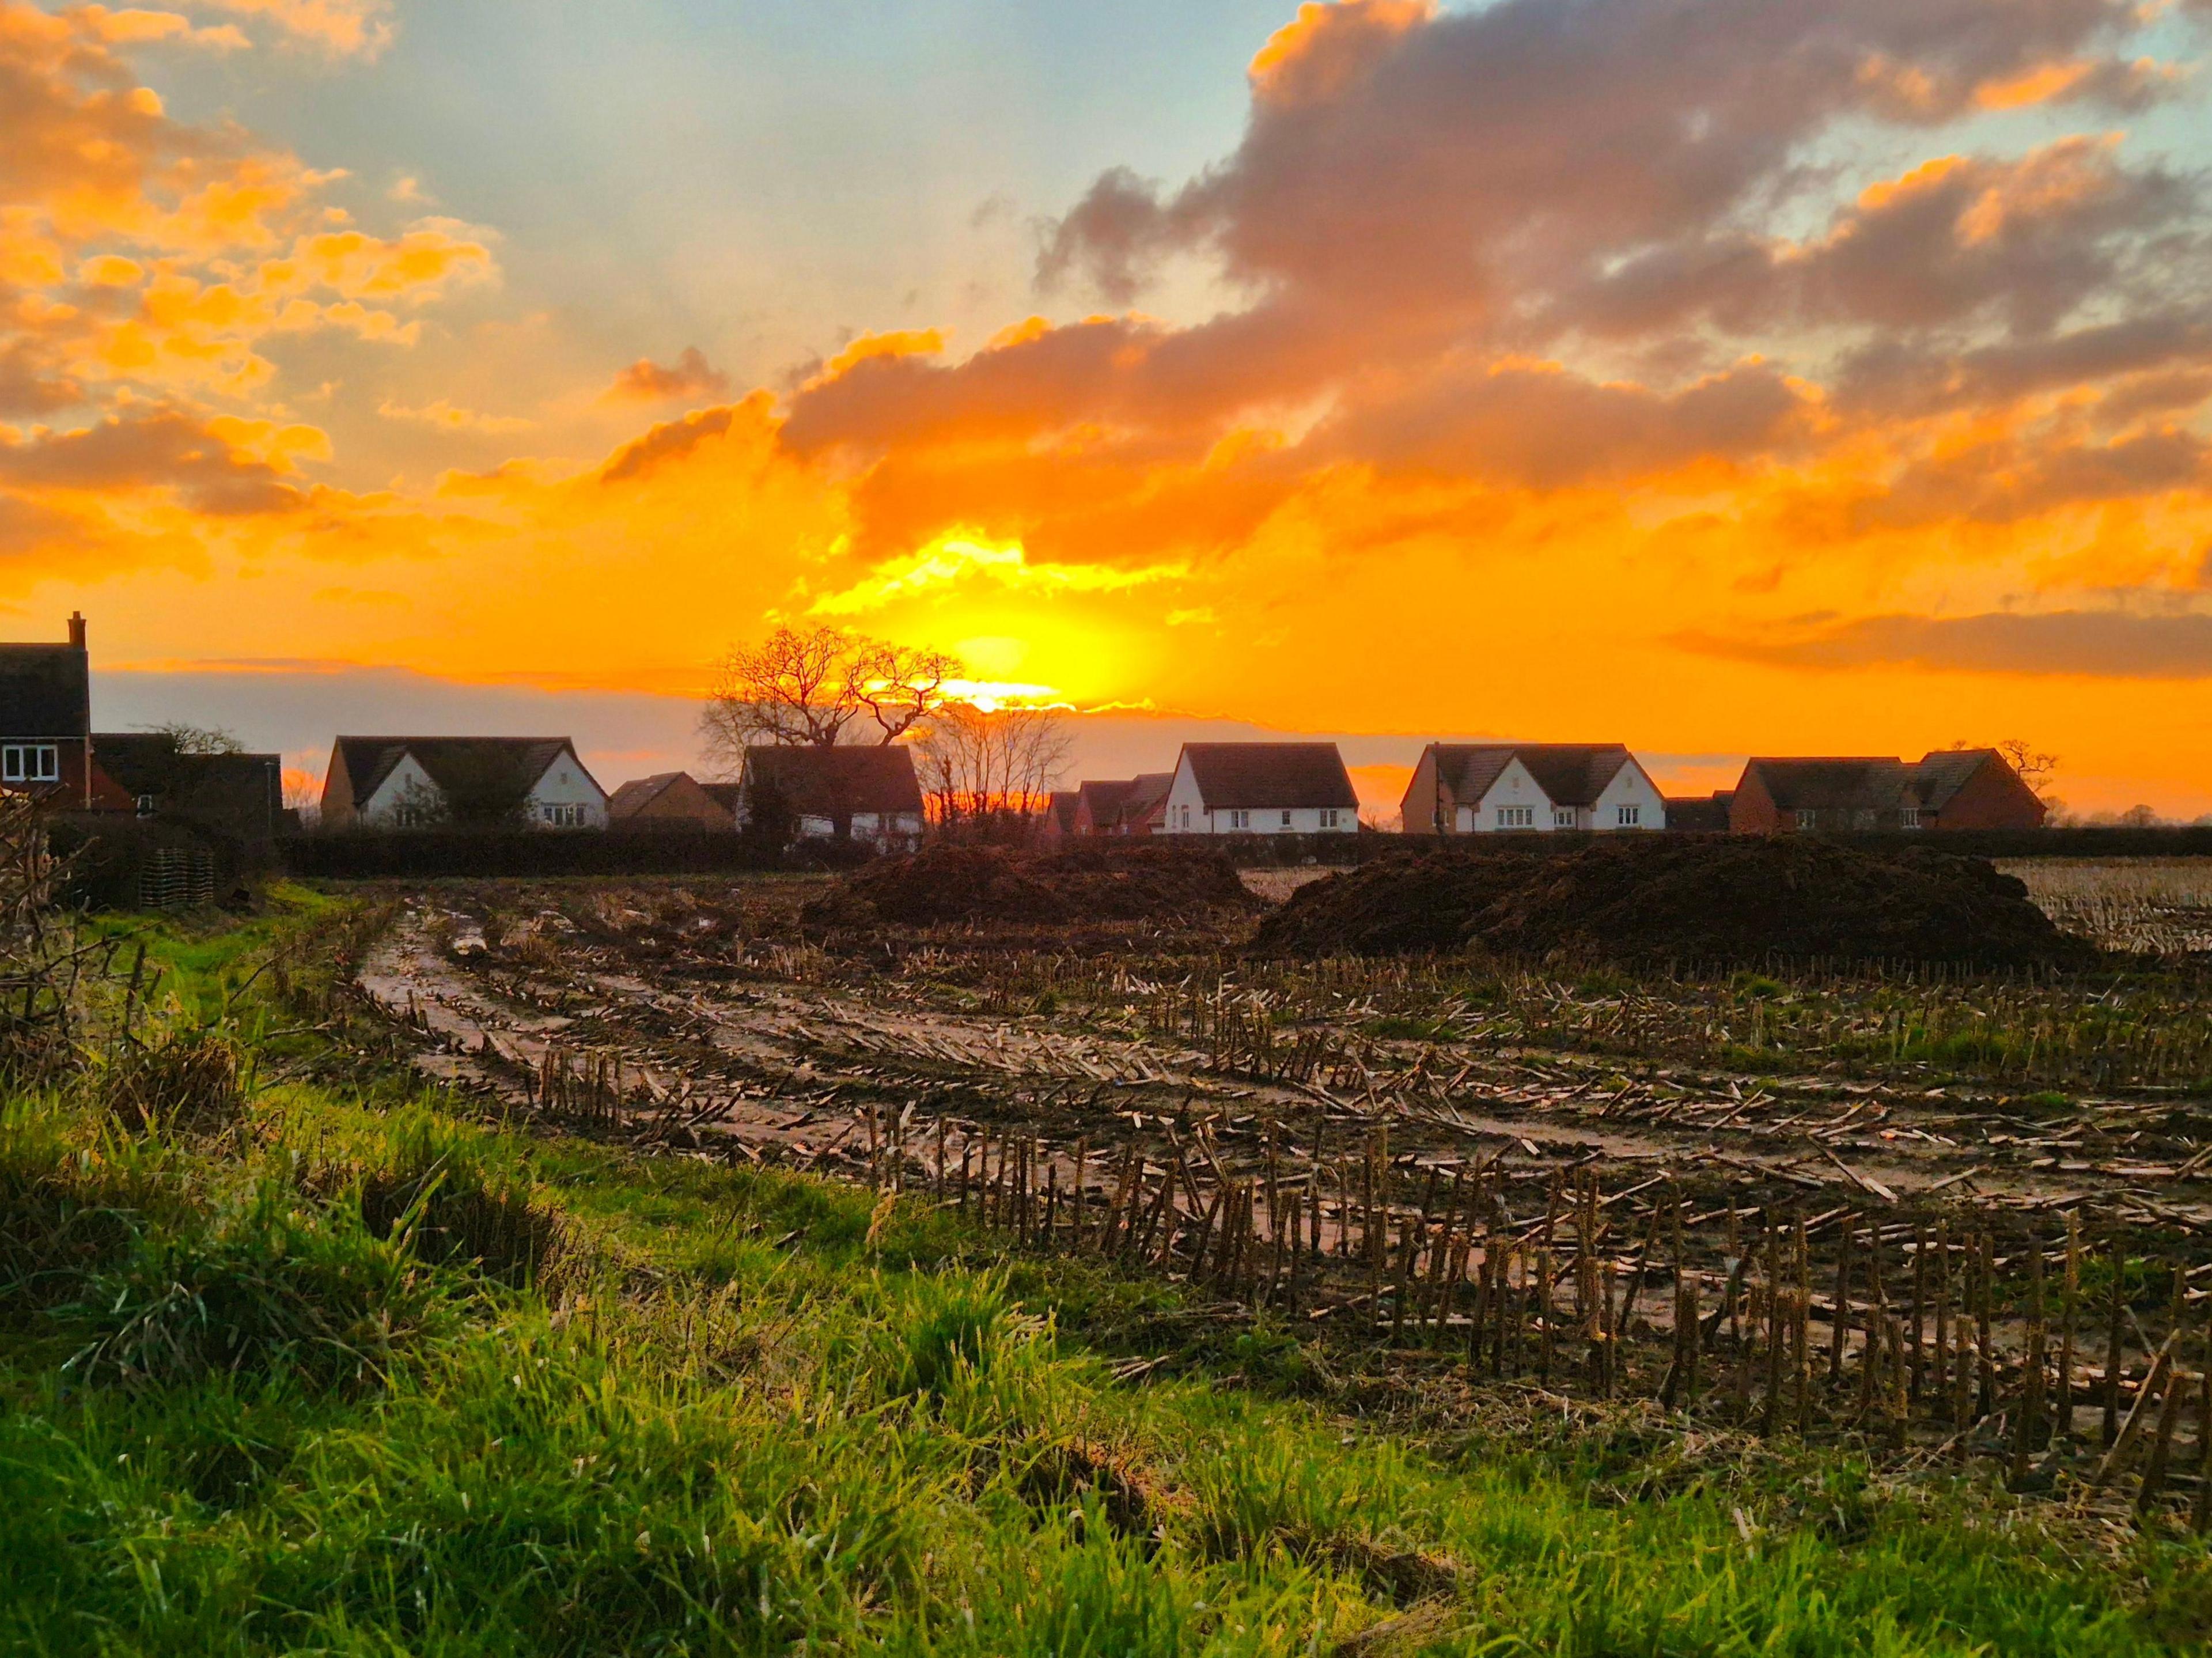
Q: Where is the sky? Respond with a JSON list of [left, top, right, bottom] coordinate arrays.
[[7, 0, 2212, 819]]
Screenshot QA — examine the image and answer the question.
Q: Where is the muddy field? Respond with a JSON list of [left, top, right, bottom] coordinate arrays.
[[350, 853, 2212, 1512]]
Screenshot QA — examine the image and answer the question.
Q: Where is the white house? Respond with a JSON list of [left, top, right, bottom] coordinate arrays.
[[1157, 742, 1360, 835], [1400, 744, 1666, 835], [737, 744, 926, 851], [320, 737, 609, 831]]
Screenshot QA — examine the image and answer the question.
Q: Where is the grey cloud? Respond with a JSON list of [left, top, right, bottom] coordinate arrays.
[[1682, 609, 2212, 677]]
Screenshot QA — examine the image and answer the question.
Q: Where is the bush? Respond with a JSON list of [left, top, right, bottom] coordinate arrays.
[[98, 1032, 246, 1138]]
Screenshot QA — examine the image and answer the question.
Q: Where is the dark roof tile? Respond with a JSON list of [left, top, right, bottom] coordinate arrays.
[[742, 744, 924, 817], [1180, 743, 1357, 811]]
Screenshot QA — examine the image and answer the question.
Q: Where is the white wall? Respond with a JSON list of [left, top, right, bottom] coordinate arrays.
[[358, 753, 443, 828], [1156, 753, 1357, 834], [1463, 755, 1668, 832], [1468, 758, 1556, 831], [525, 749, 610, 829], [1590, 760, 1666, 831]]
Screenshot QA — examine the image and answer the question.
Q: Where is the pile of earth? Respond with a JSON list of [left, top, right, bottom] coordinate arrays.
[[803, 843, 1260, 929], [1249, 836, 2099, 969]]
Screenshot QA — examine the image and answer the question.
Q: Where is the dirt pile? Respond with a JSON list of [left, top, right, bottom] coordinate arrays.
[[1249, 837, 2099, 968], [805, 843, 1260, 929]]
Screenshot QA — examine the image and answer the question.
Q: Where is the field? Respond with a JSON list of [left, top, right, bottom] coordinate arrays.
[[3, 854, 2211, 1653]]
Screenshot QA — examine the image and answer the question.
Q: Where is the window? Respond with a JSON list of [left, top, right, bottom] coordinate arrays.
[[135, 793, 157, 818], [1851, 808, 1876, 831], [1554, 807, 1577, 829], [1496, 805, 1535, 829], [1228, 809, 1251, 830], [1280, 809, 1293, 828], [1616, 805, 1641, 827], [1, 744, 58, 784], [1319, 808, 1342, 829], [1180, 805, 1192, 829], [1900, 807, 1922, 828], [1795, 808, 1817, 830], [541, 802, 585, 828]]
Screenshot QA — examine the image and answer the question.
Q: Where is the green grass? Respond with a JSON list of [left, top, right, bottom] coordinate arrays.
[[2, 894, 2206, 1655]]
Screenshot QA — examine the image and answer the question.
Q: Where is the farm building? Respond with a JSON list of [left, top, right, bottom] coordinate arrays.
[[1157, 743, 1358, 835], [1400, 743, 1665, 834], [607, 771, 736, 831], [738, 744, 925, 851], [1728, 749, 2046, 834], [321, 737, 609, 831]]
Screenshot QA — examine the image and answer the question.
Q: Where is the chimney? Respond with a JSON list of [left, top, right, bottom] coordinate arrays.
[[67, 612, 86, 650]]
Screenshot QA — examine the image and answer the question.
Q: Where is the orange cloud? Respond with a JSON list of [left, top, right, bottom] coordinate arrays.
[[601, 346, 729, 405], [181, 0, 391, 56], [6, 0, 2212, 818]]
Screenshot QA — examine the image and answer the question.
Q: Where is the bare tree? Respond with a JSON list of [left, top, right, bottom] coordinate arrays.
[[913, 704, 1073, 842], [1949, 736, 2059, 803], [1995, 737, 2059, 803], [143, 721, 246, 756], [700, 626, 961, 774]]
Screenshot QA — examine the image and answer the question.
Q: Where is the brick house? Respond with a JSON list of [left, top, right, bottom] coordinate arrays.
[[607, 771, 737, 830], [1728, 750, 2046, 833], [0, 614, 97, 808]]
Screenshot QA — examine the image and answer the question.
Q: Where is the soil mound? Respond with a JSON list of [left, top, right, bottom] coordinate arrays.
[[1249, 837, 2096, 969], [806, 843, 1259, 929]]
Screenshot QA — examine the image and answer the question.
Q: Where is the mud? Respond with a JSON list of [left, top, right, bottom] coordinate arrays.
[[1251, 838, 2098, 970], [805, 843, 1260, 930]]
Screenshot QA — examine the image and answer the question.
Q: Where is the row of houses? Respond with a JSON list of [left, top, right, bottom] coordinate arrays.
[[0, 616, 2048, 851], [1052, 741, 2047, 840]]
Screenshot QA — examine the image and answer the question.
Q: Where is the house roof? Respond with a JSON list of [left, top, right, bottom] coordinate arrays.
[[0, 642, 89, 738], [1664, 792, 1734, 832], [1908, 749, 1996, 812], [742, 744, 923, 817], [1180, 743, 1358, 811], [1742, 757, 1915, 812], [93, 734, 282, 839], [607, 772, 685, 818], [1429, 743, 1634, 808], [1123, 771, 1173, 827], [1076, 779, 1138, 824], [1043, 790, 1081, 833], [332, 737, 589, 807]]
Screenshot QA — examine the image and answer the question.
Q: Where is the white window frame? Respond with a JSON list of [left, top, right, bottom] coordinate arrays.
[[1279, 809, 1293, 828], [1497, 804, 1535, 829], [2, 743, 59, 784], [541, 802, 585, 828], [1319, 808, 1340, 829], [1554, 807, 1577, 828], [1795, 808, 1817, 830], [1616, 805, 1641, 827], [1900, 807, 1922, 829]]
